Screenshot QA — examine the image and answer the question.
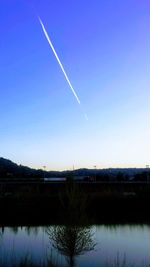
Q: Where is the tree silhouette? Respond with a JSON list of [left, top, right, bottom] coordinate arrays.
[[47, 180, 96, 267]]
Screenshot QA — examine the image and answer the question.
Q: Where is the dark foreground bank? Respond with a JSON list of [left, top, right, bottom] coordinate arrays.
[[0, 195, 150, 226], [0, 181, 150, 225]]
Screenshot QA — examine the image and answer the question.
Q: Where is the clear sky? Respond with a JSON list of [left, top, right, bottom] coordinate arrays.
[[1, 0, 150, 170]]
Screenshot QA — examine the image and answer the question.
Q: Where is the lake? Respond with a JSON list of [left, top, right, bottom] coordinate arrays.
[[0, 224, 150, 267]]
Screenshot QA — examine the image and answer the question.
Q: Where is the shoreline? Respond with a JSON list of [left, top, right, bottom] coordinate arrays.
[[0, 194, 150, 226]]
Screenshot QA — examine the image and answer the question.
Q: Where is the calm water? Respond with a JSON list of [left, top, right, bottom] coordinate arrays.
[[0, 224, 150, 266]]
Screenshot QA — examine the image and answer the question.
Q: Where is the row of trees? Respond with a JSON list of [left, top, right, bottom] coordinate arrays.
[[88, 171, 150, 182]]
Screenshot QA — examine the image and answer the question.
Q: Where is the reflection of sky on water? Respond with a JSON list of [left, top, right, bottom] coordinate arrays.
[[0, 227, 47, 264], [0, 227, 65, 266], [94, 225, 150, 266], [0, 225, 150, 266]]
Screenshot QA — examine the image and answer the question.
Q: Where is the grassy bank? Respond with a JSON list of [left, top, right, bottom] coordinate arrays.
[[0, 181, 150, 225], [0, 193, 150, 225]]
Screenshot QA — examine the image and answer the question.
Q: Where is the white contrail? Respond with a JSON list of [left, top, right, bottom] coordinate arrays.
[[38, 17, 81, 105]]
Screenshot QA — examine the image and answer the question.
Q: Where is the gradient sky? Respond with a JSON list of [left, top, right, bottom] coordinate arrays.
[[1, 0, 150, 170]]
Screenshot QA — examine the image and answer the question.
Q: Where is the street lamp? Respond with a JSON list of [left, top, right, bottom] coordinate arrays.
[[146, 165, 149, 183], [43, 166, 46, 180], [94, 165, 97, 182]]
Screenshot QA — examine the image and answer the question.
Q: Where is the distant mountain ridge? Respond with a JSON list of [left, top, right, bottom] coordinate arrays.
[[0, 157, 149, 181]]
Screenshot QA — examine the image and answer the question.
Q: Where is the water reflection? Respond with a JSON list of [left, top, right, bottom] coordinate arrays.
[[1, 226, 41, 236], [47, 181, 95, 267], [24, 226, 40, 236], [0, 223, 150, 266], [0, 181, 150, 266]]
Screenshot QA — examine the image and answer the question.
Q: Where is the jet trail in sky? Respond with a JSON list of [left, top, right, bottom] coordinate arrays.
[[38, 17, 81, 105]]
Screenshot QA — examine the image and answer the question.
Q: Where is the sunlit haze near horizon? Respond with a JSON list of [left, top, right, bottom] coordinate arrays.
[[1, 0, 150, 171]]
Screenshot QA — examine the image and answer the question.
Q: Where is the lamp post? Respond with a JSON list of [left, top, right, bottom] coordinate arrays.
[[94, 165, 97, 182], [146, 165, 149, 183], [43, 166, 46, 181]]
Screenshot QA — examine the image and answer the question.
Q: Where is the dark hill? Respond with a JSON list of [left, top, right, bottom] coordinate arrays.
[[0, 157, 61, 179], [0, 157, 149, 181]]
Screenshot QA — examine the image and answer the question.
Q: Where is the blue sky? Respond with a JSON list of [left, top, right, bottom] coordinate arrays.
[[1, 0, 150, 170]]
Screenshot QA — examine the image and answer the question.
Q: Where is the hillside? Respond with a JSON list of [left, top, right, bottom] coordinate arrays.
[[0, 157, 149, 181]]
